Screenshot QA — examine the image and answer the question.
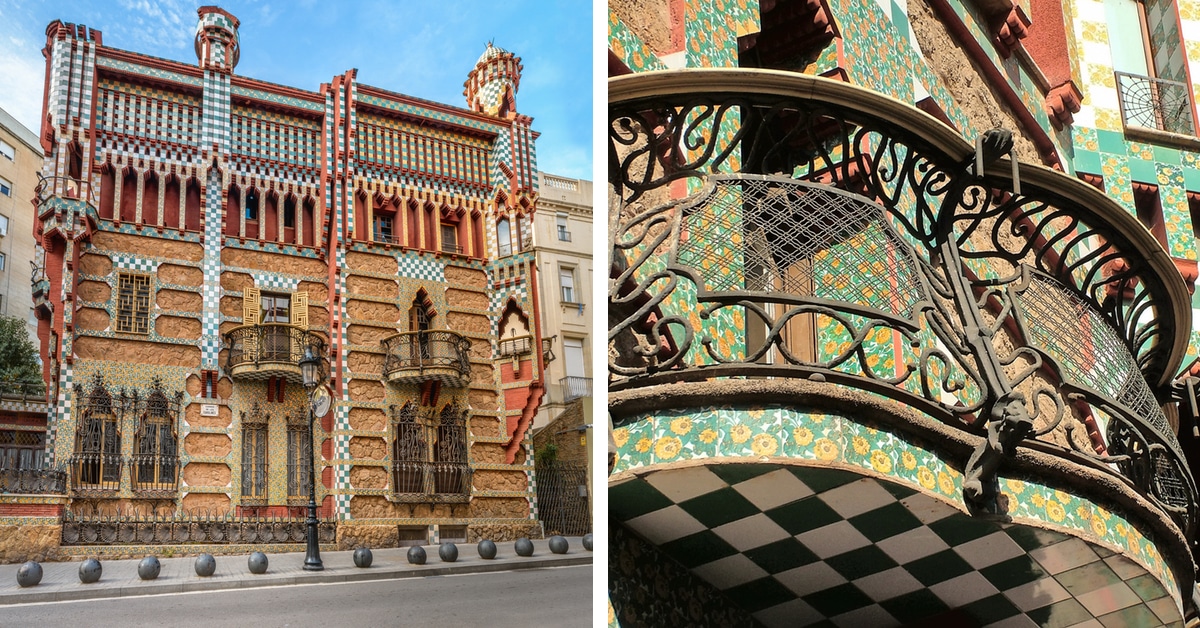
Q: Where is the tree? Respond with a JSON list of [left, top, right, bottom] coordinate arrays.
[[0, 316, 41, 385]]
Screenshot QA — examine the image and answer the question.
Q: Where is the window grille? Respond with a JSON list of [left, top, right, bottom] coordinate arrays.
[[287, 410, 311, 505], [130, 379, 181, 494], [116, 273, 151, 334], [241, 403, 269, 505]]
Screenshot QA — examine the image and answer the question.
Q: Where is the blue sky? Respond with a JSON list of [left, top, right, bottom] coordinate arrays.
[[0, 0, 592, 180]]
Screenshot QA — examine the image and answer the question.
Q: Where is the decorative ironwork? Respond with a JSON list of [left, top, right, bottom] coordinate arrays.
[[1115, 71, 1196, 137], [560, 376, 593, 402], [381, 330, 471, 385], [61, 507, 336, 546], [498, 335, 533, 357], [609, 70, 1195, 536], [241, 403, 269, 506], [128, 378, 182, 496], [0, 467, 66, 494], [388, 402, 471, 502], [225, 323, 328, 382], [115, 273, 151, 334], [69, 374, 124, 495], [286, 409, 312, 506], [534, 460, 591, 536]]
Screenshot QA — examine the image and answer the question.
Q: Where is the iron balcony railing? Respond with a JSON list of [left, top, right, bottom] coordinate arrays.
[[560, 376, 592, 402], [1115, 71, 1197, 137], [129, 453, 179, 496], [61, 507, 336, 546], [68, 452, 124, 494], [0, 381, 48, 403], [498, 335, 533, 357], [35, 174, 96, 210], [381, 330, 471, 385], [224, 323, 328, 382], [0, 466, 66, 494], [609, 69, 1196, 540], [390, 462, 472, 503]]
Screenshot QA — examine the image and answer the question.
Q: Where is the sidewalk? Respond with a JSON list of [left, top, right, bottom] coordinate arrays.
[[0, 537, 592, 605]]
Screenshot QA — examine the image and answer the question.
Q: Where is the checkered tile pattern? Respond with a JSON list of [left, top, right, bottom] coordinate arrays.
[[201, 168, 224, 369], [110, 254, 161, 273], [396, 253, 445, 282], [612, 465, 1184, 628]]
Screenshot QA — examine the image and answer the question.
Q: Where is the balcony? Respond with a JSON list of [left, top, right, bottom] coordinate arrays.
[[1115, 71, 1199, 147], [609, 69, 1197, 626], [224, 323, 328, 382], [559, 376, 592, 402], [34, 174, 99, 241], [0, 466, 66, 494], [381, 330, 471, 386], [498, 335, 533, 357]]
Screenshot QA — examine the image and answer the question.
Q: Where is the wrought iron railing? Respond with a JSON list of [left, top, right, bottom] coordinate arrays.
[[35, 174, 96, 209], [499, 335, 533, 357], [1115, 71, 1197, 137], [441, 242, 463, 254], [129, 453, 179, 495], [0, 380, 48, 403], [389, 402, 472, 502], [560, 376, 592, 402], [609, 70, 1196, 536], [225, 323, 328, 379], [68, 452, 123, 494], [61, 508, 336, 545], [0, 466, 66, 494], [381, 330, 471, 382]]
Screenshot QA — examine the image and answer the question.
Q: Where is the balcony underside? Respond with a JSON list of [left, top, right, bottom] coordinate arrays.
[[610, 388, 1189, 627], [228, 361, 304, 383], [384, 367, 469, 388]]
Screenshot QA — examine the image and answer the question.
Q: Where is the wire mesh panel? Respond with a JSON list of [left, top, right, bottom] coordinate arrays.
[[535, 460, 590, 536], [675, 176, 925, 322], [1116, 71, 1196, 136]]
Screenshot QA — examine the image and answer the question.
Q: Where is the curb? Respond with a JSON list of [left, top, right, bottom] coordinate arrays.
[[0, 554, 592, 605]]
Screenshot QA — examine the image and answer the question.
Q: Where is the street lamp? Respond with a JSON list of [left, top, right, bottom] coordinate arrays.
[[299, 346, 323, 571]]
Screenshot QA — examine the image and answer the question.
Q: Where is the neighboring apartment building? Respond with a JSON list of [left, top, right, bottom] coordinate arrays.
[[531, 171, 592, 430], [609, 0, 1200, 626], [30, 5, 548, 549], [0, 106, 43, 342]]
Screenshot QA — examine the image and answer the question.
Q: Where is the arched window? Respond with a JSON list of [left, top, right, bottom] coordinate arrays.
[[244, 188, 260, 239], [392, 401, 425, 495], [302, 197, 316, 247], [497, 218, 512, 257], [71, 374, 122, 491], [131, 379, 179, 493]]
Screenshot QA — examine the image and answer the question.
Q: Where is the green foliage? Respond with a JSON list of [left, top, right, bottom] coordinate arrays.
[[0, 316, 41, 384], [535, 442, 558, 466]]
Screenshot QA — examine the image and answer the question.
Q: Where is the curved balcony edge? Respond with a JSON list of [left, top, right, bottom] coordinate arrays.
[[610, 378, 1196, 597], [380, 330, 471, 387], [223, 323, 329, 383]]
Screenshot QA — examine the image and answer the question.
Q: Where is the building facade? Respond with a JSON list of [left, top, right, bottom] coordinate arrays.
[[0, 106, 44, 342], [31, 6, 548, 550], [609, 0, 1200, 626], [531, 170, 592, 430]]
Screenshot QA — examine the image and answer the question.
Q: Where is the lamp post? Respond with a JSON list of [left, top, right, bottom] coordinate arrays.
[[299, 346, 323, 571]]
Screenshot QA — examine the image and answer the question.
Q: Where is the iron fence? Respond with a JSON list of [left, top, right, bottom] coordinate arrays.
[[61, 508, 336, 546], [560, 376, 592, 402], [0, 466, 66, 494], [535, 460, 591, 536]]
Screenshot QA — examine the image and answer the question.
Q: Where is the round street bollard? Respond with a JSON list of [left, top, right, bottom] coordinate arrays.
[[353, 547, 373, 568], [514, 537, 534, 557], [407, 546, 427, 565], [138, 556, 161, 580], [438, 542, 458, 563], [16, 561, 42, 588], [194, 553, 216, 577], [477, 539, 497, 560], [582, 533, 593, 551], [79, 558, 102, 584], [549, 535, 569, 554], [248, 551, 269, 574]]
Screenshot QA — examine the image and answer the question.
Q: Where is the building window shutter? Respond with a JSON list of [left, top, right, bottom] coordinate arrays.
[[291, 291, 308, 329], [243, 287, 261, 326]]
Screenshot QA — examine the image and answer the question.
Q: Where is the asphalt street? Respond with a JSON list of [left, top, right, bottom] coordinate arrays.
[[0, 563, 592, 627]]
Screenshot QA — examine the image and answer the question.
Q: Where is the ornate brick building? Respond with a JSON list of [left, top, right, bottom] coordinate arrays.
[[610, 0, 1200, 626], [32, 5, 548, 550]]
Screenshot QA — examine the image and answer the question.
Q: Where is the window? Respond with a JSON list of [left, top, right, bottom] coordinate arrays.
[[245, 189, 259, 220], [0, 253, 7, 271], [497, 218, 512, 257], [0, 177, 10, 197], [441, 224, 459, 253], [261, 292, 290, 323], [0, 140, 13, 161], [283, 197, 296, 228], [115, 273, 151, 334], [241, 408, 268, 505], [560, 266, 576, 303], [131, 383, 178, 492], [286, 413, 311, 505], [0, 431, 45, 470], [390, 402, 471, 499], [374, 214, 394, 243], [0, 214, 10, 237], [556, 214, 571, 241], [73, 376, 122, 490]]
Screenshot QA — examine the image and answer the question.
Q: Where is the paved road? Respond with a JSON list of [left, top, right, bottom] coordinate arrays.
[[0, 563, 591, 627]]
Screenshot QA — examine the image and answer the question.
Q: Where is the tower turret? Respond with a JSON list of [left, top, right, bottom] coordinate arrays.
[[464, 42, 522, 118], [194, 5, 240, 71]]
